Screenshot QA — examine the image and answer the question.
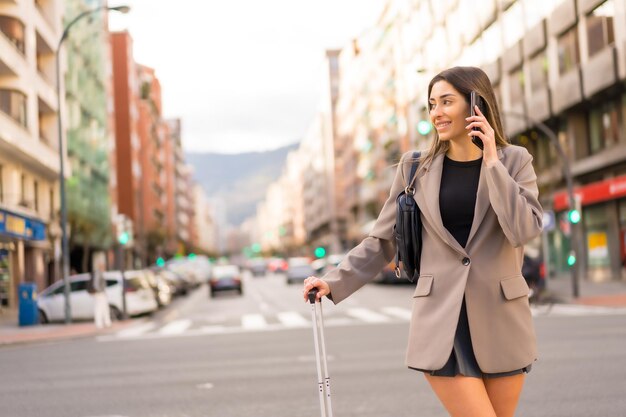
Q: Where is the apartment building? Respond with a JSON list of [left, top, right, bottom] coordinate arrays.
[[64, 0, 114, 273], [0, 0, 62, 308]]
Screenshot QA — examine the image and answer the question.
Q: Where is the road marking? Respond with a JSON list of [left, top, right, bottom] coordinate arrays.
[[531, 304, 626, 317], [381, 307, 412, 321], [196, 383, 214, 390], [346, 308, 390, 323], [116, 323, 157, 338], [158, 319, 192, 335], [199, 325, 227, 334], [241, 314, 268, 329], [277, 311, 309, 327]]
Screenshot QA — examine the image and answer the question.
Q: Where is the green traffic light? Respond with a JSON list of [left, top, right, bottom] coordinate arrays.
[[417, 120, 432, 136], [118, 231, 130, 245], [567, 253, 576, 266], [188, 253, 197, 259], [314, 247, 326, 258], [568, 209, 581, 224], [156, 257, 165, 267]]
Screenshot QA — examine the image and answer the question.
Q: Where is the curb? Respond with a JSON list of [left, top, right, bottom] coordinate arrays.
[[0, 318, 144, 347]]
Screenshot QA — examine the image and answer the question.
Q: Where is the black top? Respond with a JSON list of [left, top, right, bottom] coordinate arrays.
[[439, 156, 482, 248]]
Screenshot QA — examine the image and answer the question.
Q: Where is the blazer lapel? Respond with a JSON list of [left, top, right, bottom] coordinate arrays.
[[417, 153, 466, 256], [465, 148, 505, 246]]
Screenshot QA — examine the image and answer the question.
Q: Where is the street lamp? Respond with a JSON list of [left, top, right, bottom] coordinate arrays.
[[502, 110, 583, 298], [56, 5, 130, 324]]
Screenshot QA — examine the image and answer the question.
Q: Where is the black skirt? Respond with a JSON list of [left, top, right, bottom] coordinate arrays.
[[409, 297, 532, 378]]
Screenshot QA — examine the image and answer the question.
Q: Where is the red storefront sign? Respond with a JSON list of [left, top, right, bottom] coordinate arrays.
[[553, 174, 626, 210]]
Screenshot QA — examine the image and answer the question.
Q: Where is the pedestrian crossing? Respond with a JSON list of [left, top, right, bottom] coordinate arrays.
[[97, 303, 626, 343]]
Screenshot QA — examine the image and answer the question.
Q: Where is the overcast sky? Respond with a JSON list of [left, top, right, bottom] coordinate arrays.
[[109, 0, 387, 154]]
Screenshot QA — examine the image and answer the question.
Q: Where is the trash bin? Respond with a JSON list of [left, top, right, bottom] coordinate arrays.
[[18, 282, 39, 326]]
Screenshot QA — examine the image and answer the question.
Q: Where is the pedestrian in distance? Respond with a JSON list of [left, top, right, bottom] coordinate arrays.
[[90, 257, 111, 329], [302, 66, 543, 417]]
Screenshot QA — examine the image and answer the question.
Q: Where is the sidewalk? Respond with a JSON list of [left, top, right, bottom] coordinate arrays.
[[541, 275, 626, 307], [0, 309, 142, 347]]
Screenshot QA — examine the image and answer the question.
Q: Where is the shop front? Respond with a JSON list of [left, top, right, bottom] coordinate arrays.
[[0, 208, 47, 310], [553, 175, 626, 282]]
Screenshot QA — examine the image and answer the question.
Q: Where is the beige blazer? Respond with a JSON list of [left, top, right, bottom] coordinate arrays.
[[323, 145, 543, 373]]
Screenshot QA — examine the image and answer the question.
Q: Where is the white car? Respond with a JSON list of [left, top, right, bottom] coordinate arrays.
[[37, 271, 158, 323]]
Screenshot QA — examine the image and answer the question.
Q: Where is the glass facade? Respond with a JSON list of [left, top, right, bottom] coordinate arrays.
[[557, 26, 579, 75], [588, 99, 621, 154]]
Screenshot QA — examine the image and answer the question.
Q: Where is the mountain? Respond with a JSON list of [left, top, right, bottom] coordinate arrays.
[[186, 143, 299, 226]]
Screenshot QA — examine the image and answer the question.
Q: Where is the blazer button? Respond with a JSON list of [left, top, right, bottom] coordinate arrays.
[[462, 257, 470, 266]]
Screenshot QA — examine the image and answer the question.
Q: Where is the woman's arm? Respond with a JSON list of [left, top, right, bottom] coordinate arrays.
[[485, 146, 543, 247]]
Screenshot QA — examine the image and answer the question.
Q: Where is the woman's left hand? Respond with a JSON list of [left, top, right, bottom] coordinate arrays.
[[466, 105, 498, 166]]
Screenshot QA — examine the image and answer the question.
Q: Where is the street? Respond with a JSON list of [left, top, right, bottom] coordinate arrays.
[[1, 272, 625, 417]]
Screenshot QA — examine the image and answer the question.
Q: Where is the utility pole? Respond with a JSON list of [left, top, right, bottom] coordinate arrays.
[[503, 111, 582, 297]]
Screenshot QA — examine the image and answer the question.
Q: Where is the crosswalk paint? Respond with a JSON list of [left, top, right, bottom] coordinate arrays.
[[158, 319, 192, 335], [346, 308, 391, 323], [380, 307, 412, 321], [241, 314, 268, 329], [116, 323, 157, 338], [276, 311, 309, 327]]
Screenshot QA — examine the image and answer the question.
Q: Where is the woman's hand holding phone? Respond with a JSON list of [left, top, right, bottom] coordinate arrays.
[[466, 92, 498, 166]]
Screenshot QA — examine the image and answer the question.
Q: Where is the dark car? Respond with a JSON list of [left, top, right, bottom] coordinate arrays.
[[209, 265, 243, 297], [286, 263, 315, 285], [522, 254, 545, 301]]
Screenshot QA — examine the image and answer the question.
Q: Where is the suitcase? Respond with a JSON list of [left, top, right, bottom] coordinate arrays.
[[308, 288, 334, 417]]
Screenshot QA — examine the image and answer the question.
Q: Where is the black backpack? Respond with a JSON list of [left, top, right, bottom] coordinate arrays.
[[393, 151, 422, 282]]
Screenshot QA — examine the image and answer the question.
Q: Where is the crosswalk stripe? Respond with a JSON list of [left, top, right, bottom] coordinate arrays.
[[380, 307, 412, 321], [346, 308, 390, 323], [116, 323, 157, 338], [242, 314, 268, 329], [158, 319, 192, 335], [277, 311, 309, 327]]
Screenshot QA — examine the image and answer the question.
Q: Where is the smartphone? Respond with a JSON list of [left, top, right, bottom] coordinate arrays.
[[470, 91, 485, 150]]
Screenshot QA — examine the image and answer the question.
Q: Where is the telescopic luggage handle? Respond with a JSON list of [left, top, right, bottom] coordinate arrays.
[[308, 286, 333, 417]]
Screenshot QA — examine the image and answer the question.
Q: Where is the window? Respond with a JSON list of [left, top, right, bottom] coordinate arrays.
[[509, 67, 525, 103], [49, 188, 54, 219], [0, 89, 27, 127], [557, 27, 580, 75], [70, 280, 88, 292], [586, 0, 615, 58], [0, 16, 25, 54], [529, 51, 548, 92], [589, 99, 621, 153], [20, 174, 25, 204]]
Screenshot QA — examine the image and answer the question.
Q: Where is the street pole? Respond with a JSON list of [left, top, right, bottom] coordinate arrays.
[[503, 111, 582, 297], [56, 5, 130, 324]]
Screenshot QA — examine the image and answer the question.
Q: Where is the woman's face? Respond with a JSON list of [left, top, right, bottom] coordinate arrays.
[[428, 80, 470, 143]]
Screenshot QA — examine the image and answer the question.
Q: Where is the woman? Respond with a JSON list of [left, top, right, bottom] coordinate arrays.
[[302, 66, 543, 417]]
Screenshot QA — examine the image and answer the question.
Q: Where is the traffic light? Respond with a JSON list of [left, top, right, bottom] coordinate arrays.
[[115, 214, 134, 246], [567, 251, 576, 266], [568, 195, 582, 224], [417, 120, 432, 136], [314, 247, 326, 258], [188, 253, 197, 260], [118, 231, 130, 245], [156, 257, 165, 267]]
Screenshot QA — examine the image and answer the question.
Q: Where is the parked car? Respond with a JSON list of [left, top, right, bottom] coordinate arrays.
[[37, 271, 158, 323], [143, 269, 172, 308], [286, 263, 316, 285], [209, 265, 243, 297], [152, 268, 188, 296], [322, 253, 346, 274]]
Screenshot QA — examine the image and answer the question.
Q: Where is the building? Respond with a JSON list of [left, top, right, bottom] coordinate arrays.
[[0, 0, 62, 308], [64, 0, 114, 273]]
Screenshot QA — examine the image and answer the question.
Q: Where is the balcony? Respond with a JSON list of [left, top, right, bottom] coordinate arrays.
[[0, 15, 24, 56], [527, 87, 552, 123], [552, 68, 582, 113], [582, 46, 618, 98]]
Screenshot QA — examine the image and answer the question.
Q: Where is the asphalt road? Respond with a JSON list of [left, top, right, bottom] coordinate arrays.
[[1, 272, 625, 417]]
